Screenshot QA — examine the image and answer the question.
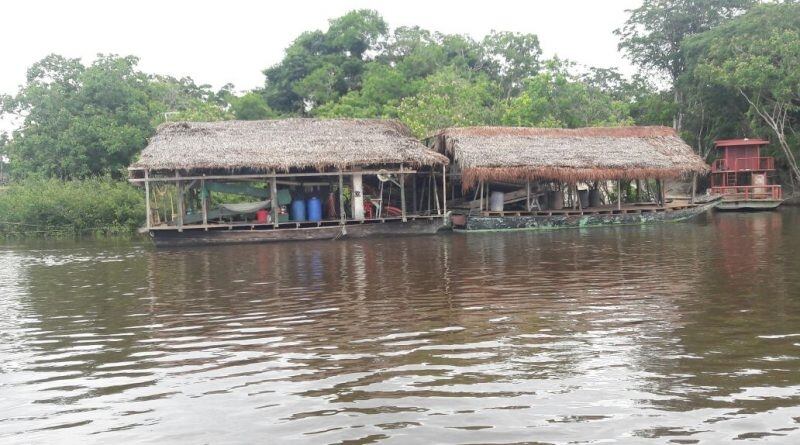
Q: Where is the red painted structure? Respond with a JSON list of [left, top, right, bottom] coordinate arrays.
[[710, 138, 782, 201]]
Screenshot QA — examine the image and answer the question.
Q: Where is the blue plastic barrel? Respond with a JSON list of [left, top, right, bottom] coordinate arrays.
[[307, 197, 322, 222], [291, 199, 306, 221]]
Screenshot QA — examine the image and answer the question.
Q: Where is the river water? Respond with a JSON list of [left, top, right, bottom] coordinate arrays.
[[1, 209, 799, 444]]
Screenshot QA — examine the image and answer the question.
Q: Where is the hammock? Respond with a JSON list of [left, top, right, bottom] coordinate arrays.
[[219, 199, 271, 214], [180, 199, 272, 225]]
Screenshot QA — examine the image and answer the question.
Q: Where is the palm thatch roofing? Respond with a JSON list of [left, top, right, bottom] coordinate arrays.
[[433, 126, 709, 188], [129, 118, 448, 175]]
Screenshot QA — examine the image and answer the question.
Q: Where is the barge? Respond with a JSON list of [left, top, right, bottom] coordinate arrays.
[[128, 119, 450, 247], [432, 126, 714, 232]]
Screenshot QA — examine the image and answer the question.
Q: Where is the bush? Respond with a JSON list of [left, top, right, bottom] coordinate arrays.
[[0, 177, 145, 237]]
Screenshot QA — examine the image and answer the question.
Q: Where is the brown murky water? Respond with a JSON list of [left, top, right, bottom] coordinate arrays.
[[2, 209, 800, 444]]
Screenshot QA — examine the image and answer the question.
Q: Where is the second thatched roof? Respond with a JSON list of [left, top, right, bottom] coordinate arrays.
[[433, 126, 709, 188], [130, 118, 448, 174]]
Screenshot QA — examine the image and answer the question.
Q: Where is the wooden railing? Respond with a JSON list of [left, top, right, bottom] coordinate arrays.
[[711, 185, 782, 200], [712, 157, 775, 172]]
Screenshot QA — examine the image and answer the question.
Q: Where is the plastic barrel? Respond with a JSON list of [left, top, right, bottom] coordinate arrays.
[[578, 189, 589, 208], [291, 199, 306, 221], [548, 190, 564, 210], [489, 191, 505, 212], [307, 197, 322, 222], [589, 189, 602, 207]]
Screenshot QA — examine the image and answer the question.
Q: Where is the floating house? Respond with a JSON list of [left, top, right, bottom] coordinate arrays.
[[128, 119, 449, 246], [431, 126, 715, 231], [710, 138, 783, 210]]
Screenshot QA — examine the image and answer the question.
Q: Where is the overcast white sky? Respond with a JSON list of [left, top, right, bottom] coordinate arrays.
[[2, 0, 642, 96]]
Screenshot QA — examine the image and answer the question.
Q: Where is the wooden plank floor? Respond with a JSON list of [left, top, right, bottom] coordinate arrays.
[[478, 203, 698, 217]]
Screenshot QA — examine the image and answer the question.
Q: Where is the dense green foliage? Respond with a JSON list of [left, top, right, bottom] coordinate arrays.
[[684, 3, 800, 181], [1, 4, 799, 237], [0, 177, 144, 237]]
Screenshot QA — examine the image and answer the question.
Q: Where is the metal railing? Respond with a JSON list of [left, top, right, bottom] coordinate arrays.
[[712, 157, 775, 172], [711, 185, 782, 200]]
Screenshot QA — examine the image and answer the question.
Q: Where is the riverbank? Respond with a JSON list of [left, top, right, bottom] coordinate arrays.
[[0, 178, 144, 238]]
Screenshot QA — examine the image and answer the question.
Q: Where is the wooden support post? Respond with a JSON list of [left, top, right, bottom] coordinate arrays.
[[412, 174, 417, 214], [617, 179, 622, 210], [144, 169, 151, 230], [691, 173, 697, 204], [442, 164, 447, 221], [526, 180, 531, 211], [659, 179, 666, 207], [351, 167, 364, 220], [479, 180, 484, 213], [176, 175, 184, 232], [201, 178, 208, 230], [400, 165, 407, 222], [432, 170, 441, 215], [575, 183, 582, 211], [270, 174, 278, 228], [338, 171, 346, 226], [635, 179, 641, 202]]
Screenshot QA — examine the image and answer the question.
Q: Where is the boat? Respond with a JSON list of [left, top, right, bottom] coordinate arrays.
[[128, 119, 451, 247], [710, 138, 783, 211], [451, 198, 720, 232], [431, 126, 714, 233]]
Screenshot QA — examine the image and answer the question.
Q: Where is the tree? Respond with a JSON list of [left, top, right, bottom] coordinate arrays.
[[262, 10, 388, 114], [231, 92, 275, 120], [0, 54, 232, 179], [684, 3, 800, 180], [615, 0, 755, 129], [1, 54, 153, 179], [397, 68, 501, 137], [502, 61, 633, 128], [482, 31, 542, 98]]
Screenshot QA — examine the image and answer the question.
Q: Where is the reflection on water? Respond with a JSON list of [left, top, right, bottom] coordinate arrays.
[[1, 210, 800, 444]]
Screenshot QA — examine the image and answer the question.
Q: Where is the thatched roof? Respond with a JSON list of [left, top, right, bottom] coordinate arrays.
[[433, 126, 709, 188], [130, 118, 448, 174]]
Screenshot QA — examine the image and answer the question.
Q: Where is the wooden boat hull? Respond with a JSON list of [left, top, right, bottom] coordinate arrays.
[[151, 219, 447, 247], [715, 199, 783, 211], [454, 199, 720, 233]]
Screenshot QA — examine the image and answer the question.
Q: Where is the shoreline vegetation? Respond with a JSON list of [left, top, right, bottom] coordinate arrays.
[[1, 3, 799, 239], [0, 178, 143, 238]]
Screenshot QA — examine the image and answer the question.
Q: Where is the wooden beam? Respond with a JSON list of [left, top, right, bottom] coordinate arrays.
[[442, 164, 447, 221], [617, 180, 622, 211], [176, 177, 184, 232], [129, 169, 418, 183], [338, 171, 346, 226], [144, 169, 151, 230], [479, 180, 484, 212], [526, 181, 531, 211], [400, 165, 407, 222], [201, 178, 208, 230], [412, 174, 418, 214], [270, 174, 278, 228]]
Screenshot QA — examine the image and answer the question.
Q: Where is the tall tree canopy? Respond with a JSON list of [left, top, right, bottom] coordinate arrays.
[[684, 3, 800, 180], [0, 54, 234, 179], [615, 0, 755, 129], [6, 6, 798, 184]]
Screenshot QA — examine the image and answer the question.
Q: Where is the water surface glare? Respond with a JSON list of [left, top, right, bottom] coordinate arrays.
[[2, 210, 800, 444]]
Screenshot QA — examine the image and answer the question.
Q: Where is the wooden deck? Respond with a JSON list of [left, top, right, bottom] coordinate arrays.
[[145, 215, 448, 247], [145, 214, 443, 233], [477, 202, 697, 218], [456, 199, 720, 232]]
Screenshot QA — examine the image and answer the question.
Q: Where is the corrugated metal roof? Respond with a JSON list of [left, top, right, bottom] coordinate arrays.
[[714, 138, 769, 148]]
